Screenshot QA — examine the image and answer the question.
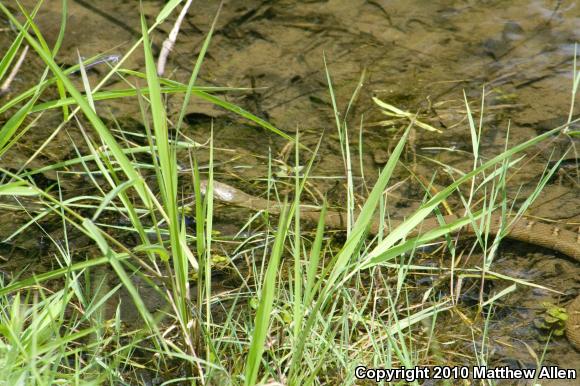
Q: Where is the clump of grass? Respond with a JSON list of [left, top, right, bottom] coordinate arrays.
[[0, 2, 578, 385]]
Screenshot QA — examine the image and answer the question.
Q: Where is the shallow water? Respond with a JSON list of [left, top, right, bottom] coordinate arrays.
[[1, 0, 579, 375]]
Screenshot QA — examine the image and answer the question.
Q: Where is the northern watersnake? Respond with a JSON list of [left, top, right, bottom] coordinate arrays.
[[200, 179, 580, 350]]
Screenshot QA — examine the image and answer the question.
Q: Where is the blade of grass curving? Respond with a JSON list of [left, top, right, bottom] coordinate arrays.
[[192, 154, 205, 260], [16, 140, 205, 182], [372, 301, 454, 347], [323, 54, 354, 231], [191, 89, 296, 143], [0, 50, 128, 115], [0, 53, 113, 115], [51, 0, 69, 119], [140, 11, 173, 201], [14, 1, 69, 119], [90, 180, 136, 221], [141, 8, 190, 323], [156, 0, 185, 24], [304, 201, 326, 306], [25, 84, 296, 144], [0, 105, 48, 163], [323, 53, 341, 133], [26, 85, 223, 112], [567, 43, 579, 129], [202, 127, 215, 369], [0, 97, 42, 155], [0, 256, 110, 297], [343, 122, 354, 234], [0, 24, 53, 157], [344, 69, 365, 120], [77, 51, 95, 111], [0, 0, 42, 80], [50, 0, 68, 56], [0, 20, 29, 83], [292, 131, 302, 338], [343, 70, 365, 232], [463, 89, 481, 211], [361, 212, 484, 269], [358, 115, 368, 194]]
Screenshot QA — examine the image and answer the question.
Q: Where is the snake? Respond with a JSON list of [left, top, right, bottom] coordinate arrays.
[[199, 180, 580, 350]]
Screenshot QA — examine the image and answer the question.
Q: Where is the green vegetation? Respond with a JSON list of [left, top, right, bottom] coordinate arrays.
[[0, 2, 578, 385]]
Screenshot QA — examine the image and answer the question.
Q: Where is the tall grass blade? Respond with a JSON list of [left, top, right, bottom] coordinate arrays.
[[244, 205, 290, 386]]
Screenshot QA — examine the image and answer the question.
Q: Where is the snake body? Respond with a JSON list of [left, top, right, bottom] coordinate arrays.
[[200, 180, 580, 350]]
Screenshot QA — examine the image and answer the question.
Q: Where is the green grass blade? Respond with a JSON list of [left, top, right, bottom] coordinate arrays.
[[244, 205, 290, 386]]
